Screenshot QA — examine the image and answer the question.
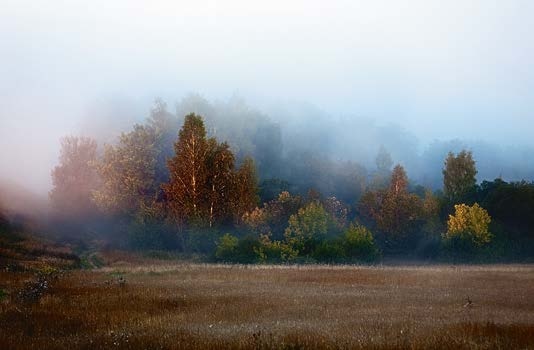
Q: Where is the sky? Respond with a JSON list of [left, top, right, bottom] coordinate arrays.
[[1, 0, 534, 194]]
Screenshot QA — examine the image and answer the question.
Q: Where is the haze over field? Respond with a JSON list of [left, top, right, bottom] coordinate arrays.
[[1, 0, 534, 195]]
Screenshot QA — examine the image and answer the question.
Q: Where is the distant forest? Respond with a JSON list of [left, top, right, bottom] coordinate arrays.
[[17, 97, 534, 263]]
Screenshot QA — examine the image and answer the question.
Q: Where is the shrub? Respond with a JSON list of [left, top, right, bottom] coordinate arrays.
[[215, 233, 239, 261], [445, 203, 492, 248], [284, 201, 328, 256], [255, 235, 297, 263], [187, 227, 219, 254], [234, 235, 262, 263], [313, 240, 345, 263], [342, 224, 380, 262]]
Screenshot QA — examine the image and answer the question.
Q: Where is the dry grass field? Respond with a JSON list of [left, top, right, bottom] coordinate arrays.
[[1, 256, 534, 349]]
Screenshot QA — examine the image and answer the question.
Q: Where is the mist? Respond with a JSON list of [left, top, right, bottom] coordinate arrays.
[[1, 0, 534, 197]]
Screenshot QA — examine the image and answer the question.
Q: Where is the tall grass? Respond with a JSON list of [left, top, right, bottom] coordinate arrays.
[[1, 261, 533, 349]]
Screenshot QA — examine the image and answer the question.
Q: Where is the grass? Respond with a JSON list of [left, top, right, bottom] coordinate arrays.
[[0, 259, 533, 349]]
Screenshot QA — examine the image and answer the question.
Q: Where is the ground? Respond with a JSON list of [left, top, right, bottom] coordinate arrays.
[[1, 253, 534, 349]]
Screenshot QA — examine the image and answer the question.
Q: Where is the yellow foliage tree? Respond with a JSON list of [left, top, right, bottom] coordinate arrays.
[[446, 203, 492, 246]]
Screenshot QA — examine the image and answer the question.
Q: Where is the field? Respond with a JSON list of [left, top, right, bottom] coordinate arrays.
[[1, 256, 534, 349]]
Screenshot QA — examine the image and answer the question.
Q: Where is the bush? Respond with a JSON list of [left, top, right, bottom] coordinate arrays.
[[215, 234, 263, 263], [341, 224, 380, 262], [187, 227, 219, 254], [234, 235, 262, 263], [284, 201, 328, 256], [445, 203, 492, 248], [313, 240, 345, 263], [215, 233, 239, 261], [255, 235, 297, 263]]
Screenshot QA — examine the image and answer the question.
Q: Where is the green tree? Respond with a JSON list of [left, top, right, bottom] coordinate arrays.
[[443, 150, 477, 203], [50, 136, 99, 220], [445, 203, 492, 247], [215, 233, 239, 261], [284, 201, 328, 256], [342, 224, 380, 262]]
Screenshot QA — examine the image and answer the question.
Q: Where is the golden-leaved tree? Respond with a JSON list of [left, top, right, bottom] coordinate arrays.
[[164, 114, 258, 229], [446, 203, 492, 246]]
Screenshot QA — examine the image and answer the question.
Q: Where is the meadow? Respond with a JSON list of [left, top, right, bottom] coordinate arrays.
[[1, 256, 534, 349]]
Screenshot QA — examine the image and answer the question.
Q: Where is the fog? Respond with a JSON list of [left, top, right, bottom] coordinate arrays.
[[1, 0, 534, 196]]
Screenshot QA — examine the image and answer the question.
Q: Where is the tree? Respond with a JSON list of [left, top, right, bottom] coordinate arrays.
[[92, 125, 158, 217], [443, 150, 477, 203], [215, 233, 239, 261], [376, 145, 393, 173], [164, 113, 253, 229], [233, 157, 259, 224], [371, 146, 393, 190], [377, 165, 421, 244], [147, 98, 179, 186], [263, 191, 303, 240], [284, 201, 328, 256], [206, 140, 235, 227], [50, 136, 99, 220], [358, 165, 422, 249], [342, 224, 380, 262], [445, 203, 492, 247], [164, 114, 210, 225]]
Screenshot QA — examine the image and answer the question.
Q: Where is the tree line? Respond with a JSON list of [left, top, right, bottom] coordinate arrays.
[[48, 101, 534, 262]]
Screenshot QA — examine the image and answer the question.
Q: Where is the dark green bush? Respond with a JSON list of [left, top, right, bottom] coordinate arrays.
[[312, 240, 345, 263], [341, 224, 380, 262], [215, 233, 239, 261]]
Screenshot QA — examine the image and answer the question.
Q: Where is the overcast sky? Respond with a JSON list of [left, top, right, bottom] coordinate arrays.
[[1, 0, 534, 194]]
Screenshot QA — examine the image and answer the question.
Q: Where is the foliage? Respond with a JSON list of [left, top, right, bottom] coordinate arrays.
[[370, 146, 393, 190], [443, 150, 477, 203], [255, 234, 298, 263], [187, 227, 219, 254], [164, 114, 211, 224], [342, 224, 380, 262], [215, 233, 239, 261], [323, 196, 349, 234], [93, 125, 159, 217], [233, 157, 259, 224], [243, 191, 303, 241], [259, 178, 291, 203], [312, 240, 346, 263], [50, 136, 99, 219], [164, 114, 258, 229], [215, 234, 262, 263], [445, 203, 492, 248], [284, 201, 328, 256], [359, 165, 423, 249], [478, 179, 534, 240]]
